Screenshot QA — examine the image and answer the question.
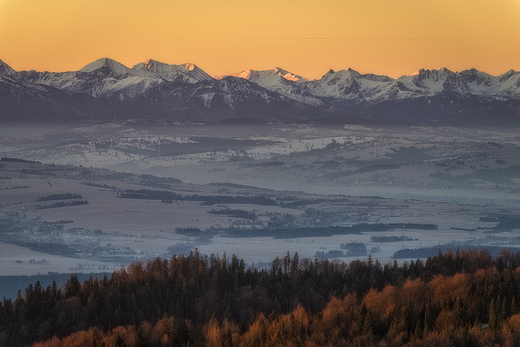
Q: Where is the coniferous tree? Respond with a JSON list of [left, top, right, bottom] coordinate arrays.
[[489, 297, 498, 331], [423, 301, 435, 335], [11, 250, 520, 346]]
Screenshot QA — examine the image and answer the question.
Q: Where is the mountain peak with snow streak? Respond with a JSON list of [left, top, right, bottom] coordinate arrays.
[[133, 59, 173, 74], [498, 69, 519, 82], [319, 68, 361, 80], [272, 67, 305, 82], [79, 58, 131, 78], [0, 60, 15, 75], [230, 67, 306, 85], [131, 59, 212, 82], [229, 69, 252, 80]]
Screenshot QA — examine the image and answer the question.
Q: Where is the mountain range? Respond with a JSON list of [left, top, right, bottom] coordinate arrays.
[[1, 57, 520, 125]]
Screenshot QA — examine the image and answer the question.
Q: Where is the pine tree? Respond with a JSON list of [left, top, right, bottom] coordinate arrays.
[[224, 329, 233, 347], [176, 319, 189, 346], [361, 313, 373, 338], [388, 305, 406, 339], [423, 302, 435, 335], [501, 296, 509, 320], [115, 335, 126, 347], [454, 297, 464, 325], [489, 298, 498, 331], [259, 319, 267, 346], [414, 320, 424, 340], [511, 295, 518, 314]]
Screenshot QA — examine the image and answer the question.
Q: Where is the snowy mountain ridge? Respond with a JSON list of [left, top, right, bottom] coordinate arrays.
[[3, 58, 520, 102], [1, 57, 520, 124]]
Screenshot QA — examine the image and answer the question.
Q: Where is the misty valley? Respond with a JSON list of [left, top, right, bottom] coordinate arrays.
[[2, 122, 520, 280]]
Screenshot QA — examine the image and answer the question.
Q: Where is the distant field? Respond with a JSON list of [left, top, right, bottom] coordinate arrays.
[[1, 122, 520, 277]]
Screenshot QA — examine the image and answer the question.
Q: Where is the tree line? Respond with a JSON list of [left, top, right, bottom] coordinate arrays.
[[36, 200, 88, 210], [3, 249, 520, 346], [118, 189, 278, 206], [36, 193, 83, 202]]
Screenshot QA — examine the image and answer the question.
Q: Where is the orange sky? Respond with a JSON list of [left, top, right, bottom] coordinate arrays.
[[1, 0, 519, 79]]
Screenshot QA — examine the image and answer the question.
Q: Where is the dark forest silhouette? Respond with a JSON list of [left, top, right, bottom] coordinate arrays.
[[3, 249, 520, 346]]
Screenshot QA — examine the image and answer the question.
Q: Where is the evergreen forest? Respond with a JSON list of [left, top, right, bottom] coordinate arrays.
[[3, 249, 520, 346]]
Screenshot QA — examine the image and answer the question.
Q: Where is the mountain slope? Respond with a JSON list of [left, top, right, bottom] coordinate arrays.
[[127, 76, 311, 122], [0, 74, 133, 121], [0, 60, 15, 75]]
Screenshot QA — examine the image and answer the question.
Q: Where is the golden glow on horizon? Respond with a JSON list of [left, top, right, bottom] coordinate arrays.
[[1, 0, 519, 79]]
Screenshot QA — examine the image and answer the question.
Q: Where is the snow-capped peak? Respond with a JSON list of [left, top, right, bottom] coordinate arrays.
[[319, 68, 362, 80], [231, 69, 253, 80], [498, 69, 519, 81], [79, 58, 131, 78], [142, 59, 155, 70], [0, 59, 15, 75], [320, 68, 361, 81], [273, 67, 304, 82], [418, 67, 453, 76], [230, 67, 306, 85], [459, 68, 492, 80], [134, 59, 173, 73], [405, 70, 421, 77], [130, 59, 212, 82]]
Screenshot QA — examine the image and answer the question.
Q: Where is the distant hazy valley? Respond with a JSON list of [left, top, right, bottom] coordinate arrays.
[[2, 122, 520, 294]]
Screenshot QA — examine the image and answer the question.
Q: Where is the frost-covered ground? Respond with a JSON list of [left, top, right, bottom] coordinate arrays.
[[3, 122, 520, 206], [1, 121, 520, 278]]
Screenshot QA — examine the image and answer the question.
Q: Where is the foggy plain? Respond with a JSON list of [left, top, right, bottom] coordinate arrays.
[[2, 120, 520, 292]]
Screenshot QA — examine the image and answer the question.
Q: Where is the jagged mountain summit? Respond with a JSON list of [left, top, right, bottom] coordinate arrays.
[[1, 57, 520, 125], [78, 57, 213, 82], [132, 59, 213, 83], [227, 67, 306, 84]]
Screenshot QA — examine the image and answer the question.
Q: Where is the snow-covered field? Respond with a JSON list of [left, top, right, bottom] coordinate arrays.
[[1, 121, 520, 278]]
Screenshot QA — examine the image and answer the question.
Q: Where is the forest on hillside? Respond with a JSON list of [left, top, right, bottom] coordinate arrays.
[[3, 249, 520, 346]]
